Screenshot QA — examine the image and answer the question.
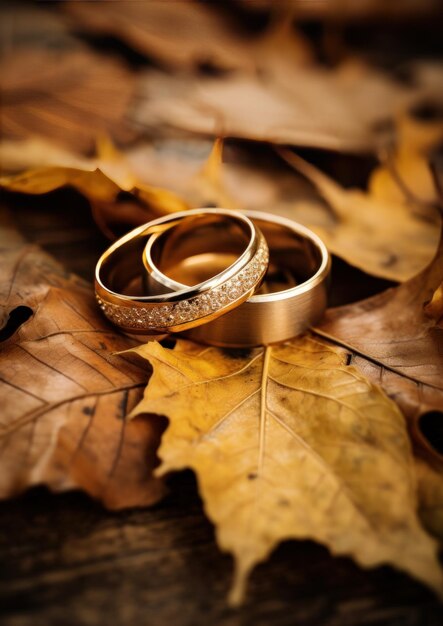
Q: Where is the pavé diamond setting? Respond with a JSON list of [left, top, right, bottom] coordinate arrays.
[[96, 238, 268, 330]]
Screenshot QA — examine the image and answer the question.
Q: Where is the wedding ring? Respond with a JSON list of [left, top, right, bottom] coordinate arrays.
[[95, 208, 269, 334], [143, 211, 330, 346]]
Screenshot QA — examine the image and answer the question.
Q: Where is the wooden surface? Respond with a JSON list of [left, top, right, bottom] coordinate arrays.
[[1, 193, 443, 626], [1, 477, 442, 626]]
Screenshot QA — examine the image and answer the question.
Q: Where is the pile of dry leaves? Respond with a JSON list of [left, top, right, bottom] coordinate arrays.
[[1, 0, 443, 606]]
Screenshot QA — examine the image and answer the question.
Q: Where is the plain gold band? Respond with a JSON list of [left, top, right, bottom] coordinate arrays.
[[143, 211, 330, 346], [95, 208, 269, 334]]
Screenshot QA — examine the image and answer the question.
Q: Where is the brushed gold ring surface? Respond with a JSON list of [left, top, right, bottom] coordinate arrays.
[[95, 208, 269, 334], [143, 211, 330, 346]]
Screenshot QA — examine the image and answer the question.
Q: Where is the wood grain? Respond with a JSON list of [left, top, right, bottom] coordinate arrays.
[[1, 476, 443, 626]]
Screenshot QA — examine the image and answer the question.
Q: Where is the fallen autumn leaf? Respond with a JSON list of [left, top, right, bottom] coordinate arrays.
[[0, 207, 165, 509], [129, 335, 443, 604], [278, 147, 440, 281]]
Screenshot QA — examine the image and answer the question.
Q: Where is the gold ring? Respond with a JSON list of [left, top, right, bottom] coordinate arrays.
[[143, 211, 330, 346], [95, 208, 269, 334]]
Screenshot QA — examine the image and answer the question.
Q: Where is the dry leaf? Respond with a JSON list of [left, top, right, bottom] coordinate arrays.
[[0, 137, 88, 173], [131, 60, 435, 153], [0, 137, 190, 237], [316, 220, 443, 526], [123, 137, 330, 229], [129, 335, 442, 605], [0, 46, 137, 153], [65, 0, 311, 72], [1, 0, 136, 153], [191, 137, 238, 210], [278, 148, 440, 281], [65, 0, 256, 71], [0, 207, 164, 509], [316, 214, 443, 440], [313, 220, 443, 546], [237, 0, 439, 20], [369, 106, 443, 206], [318, 224, 443, 391], [1, 136, 326, 236]]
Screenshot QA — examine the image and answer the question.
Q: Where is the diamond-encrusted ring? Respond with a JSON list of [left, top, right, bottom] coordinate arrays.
[[95, 209, 269, 334], [143, 211, 330, 347]]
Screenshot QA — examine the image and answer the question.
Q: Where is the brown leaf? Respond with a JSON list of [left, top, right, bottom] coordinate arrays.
[[1, 44, 137, 153], [131, 60, 438, 153], [369, 106, 443, 207], [241, 0, 440, 20], [318, 225, 443, 391], [64, 0, 311, 72], [0, 137, 190, 238], [0, 137, 88, 174], [129, 335, 442, 605], [0, 207, 165, 509], [1, 136, 324, 237], [191, 138, 237, 210], [278, 148, 440, 281]]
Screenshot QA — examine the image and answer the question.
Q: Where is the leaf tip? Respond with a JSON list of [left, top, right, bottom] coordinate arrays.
[[227, 561, 252, 608]]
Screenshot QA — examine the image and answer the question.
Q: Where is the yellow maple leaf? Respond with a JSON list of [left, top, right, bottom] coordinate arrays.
[[277, 148, 440, 281], [0, 136, 189, 229], [369, 108, 443, 206], [129, 335, 443, 605]]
